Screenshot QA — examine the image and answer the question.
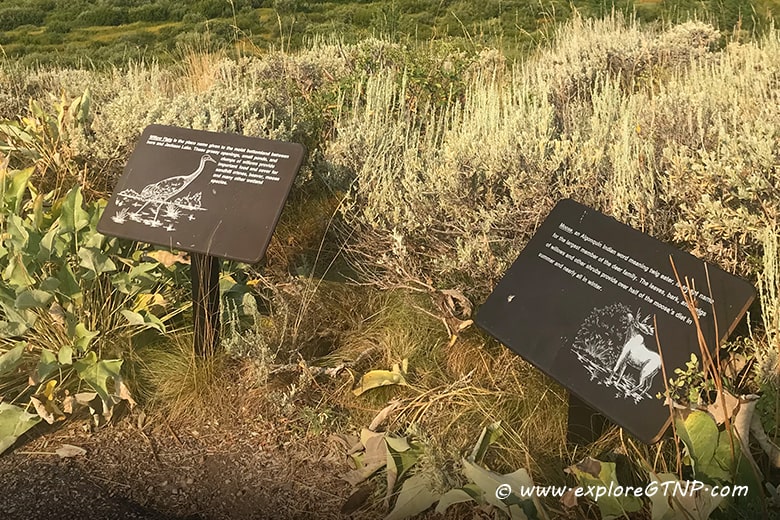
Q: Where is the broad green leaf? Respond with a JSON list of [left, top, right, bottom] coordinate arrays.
[[0, 302, 33, 337], [2, 166, 33, 215], [32, 192, 44, 230], [675, 411, 731, 483], [72, 323, 99, 352], [120, 309, 166, 333], [15, 289, 54, 310], [0, 403, 41, 454], [648, 473, 723, 520], [38, 224, 69, 261], [676, 411, 717, 472], [470, 421, 503, 464], [0, 282, 15, 302], [121, 309, 146, 327], [39, 277, 60, 292], [385, 435, 412, 453], [0, 342, 25, 376], [111, 262, 158, 294], [566, 458, 643, 520], [3, 254, 34, 289], [0, 319, 29, 338], [58, 186, 89, 234], [711, 429, 739, 482], [353, 360, 409, 396], [71, 88, 91, 127], [58, 345, 73, 366], [78, 246, 116, 278], [5, 214, 29, 251], [0, 122, 35, 144], [73, 353, 123, 419], [386, 436, 420, 506], [83, 231, 102, 250], [56, 263, 82, 303], [38, 226, 55, 261], [86, 199, 106, 235], [385, 473, 440, 520], [386, 441, 418, 482], [30, 349, 58, 386], [128, 262, 160, 278]]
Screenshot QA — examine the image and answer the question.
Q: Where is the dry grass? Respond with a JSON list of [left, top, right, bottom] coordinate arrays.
[[244, 278, 573, 487], [130, 333, 229, 425]]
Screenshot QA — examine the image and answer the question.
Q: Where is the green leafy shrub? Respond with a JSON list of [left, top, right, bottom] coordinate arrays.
[[74, 6, 129, 27], [0, 166, 183, 452], [127, 4, 171, 23], [0, 97, 188, 453], [0, 8, 45, 31]]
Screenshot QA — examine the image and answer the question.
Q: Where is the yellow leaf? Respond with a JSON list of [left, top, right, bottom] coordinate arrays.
[[42, 379, 57, 401], [134, 293, 167, 312], [145, 250, 189, 267], [353, 361, 409, 396]]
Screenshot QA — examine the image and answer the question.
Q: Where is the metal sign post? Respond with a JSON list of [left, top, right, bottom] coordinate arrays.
[[191, 253, 221, 356], [99, 124, 305, 354]]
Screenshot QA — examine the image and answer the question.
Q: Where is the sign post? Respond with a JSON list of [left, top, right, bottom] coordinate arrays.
[[191, 253, 221, 356], [98, 124, 305, 354], [476, 199, 756, 444]]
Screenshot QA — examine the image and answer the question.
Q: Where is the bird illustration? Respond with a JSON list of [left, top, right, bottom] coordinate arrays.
[[134, 154, 217, 225]]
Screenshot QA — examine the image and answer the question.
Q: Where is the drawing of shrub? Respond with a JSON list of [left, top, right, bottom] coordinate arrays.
[[571, 303, 632, 369]]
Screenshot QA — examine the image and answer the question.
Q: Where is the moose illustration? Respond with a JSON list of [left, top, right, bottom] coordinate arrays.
[[606, 310, 661, 399]]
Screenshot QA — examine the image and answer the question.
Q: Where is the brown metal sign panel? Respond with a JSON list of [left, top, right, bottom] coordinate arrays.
[[475, 199, 756, 444], [98, 124, 305, 263]]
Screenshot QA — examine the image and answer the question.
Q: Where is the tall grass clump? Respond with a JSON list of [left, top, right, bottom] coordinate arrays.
[[131, 333, 229, 424]]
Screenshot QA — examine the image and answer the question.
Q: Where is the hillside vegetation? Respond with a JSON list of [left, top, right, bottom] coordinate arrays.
[[0, 0, 777, 65], [0, 12, 779, 520]]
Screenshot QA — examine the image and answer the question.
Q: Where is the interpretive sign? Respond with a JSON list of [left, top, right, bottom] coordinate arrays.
[[475, 199, 755, 444], [98, 124, 305, 263], [98, 124, 305, 354]]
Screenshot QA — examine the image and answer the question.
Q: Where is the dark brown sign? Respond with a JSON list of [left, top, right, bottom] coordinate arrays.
[[98, 124, 305, 263], [475, 199, 755, 444]]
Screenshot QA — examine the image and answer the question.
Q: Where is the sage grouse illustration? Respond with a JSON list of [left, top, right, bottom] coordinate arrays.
[[571, 303, 661, 403], [111, 154, 216, 231]]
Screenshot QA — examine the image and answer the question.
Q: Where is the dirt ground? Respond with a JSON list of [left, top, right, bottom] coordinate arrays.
[[0, 379, 360, 520]]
